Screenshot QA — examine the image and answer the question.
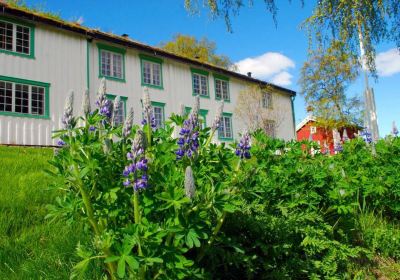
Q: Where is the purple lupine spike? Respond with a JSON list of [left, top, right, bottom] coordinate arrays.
[[142, 87, 154, 127], [62, 90, 74, 129], [176, 108, 201, 160], [122, 129, 149, 191], [96, 78, 112, 120], [392, 121, 399, 137], [82, 88, 91, 116], [111, 96, 121, 126], [123, 108, 134, 138], [360, 128, 372, 144], [211, 101, 224, 133], [235, 132, 251, 159]]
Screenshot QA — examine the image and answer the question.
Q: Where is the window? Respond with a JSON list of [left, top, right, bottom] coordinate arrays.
[[106, 94, 127, 125], [97, 43, 126, 81], [310, 126, 317, 134], [140, 54, 163, 89], [151, 101, 165, 129], [191, 68, 209, 97], [0, 76, 49, 118], [214, 74, 230, 101], [0, 17, 34, 58], [185, 106, 208, 128], [218, 113, 233, 140], [262, 92, 272, 109], [264, 120, 276, 138]]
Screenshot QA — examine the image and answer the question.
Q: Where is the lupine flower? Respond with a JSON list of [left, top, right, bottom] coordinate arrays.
[[82, 88, 91, 116], [96, 78, 112, 120], [235, 132, 251, 159], [123, 130, 149, 191], [62, 90, 74, 129], [111, 96, 121, 126], [360, 128, 372, 144], [334, 142, 343, 153], [211, 101, 224, 133], [142, 87, 156, 128], [123, 107, 134, 138], [185, 166, 195, 199], [89, 125, 96, 131], [392, 121, 399, 137], [176, 97, 201, 160], [57, 139, 65, 146]]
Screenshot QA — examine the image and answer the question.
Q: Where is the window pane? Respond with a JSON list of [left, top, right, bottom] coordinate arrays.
[[0, 21, 13, 51], [200, 76, 208, 96], [0, 81, 13, 112], [153, 106, 163, 128], [101, 50, 111, 77], [16, 25, 30, 54], [193, 74, 200, 95], [222, 80, 229, 100], [152, 63, 161, 86], [112, 53, 123, 79], [114, 100, 125, 125], [215, 79, 222, 99], [224, 117, 232, 138], [31, 86, 45, 115], [15, 84, 29, 114], [143, 61, 152, 84]]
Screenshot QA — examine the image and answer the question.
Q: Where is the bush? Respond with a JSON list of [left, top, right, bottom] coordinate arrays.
[[48, 80, 400, 279]]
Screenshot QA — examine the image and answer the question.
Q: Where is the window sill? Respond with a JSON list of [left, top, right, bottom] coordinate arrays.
[[99, 75, 126, 83], [0, 49, 35, 59], [0, 111, 50, 119], [141, 83, 164, 90], [218, 136, 233, 141], [192, 93, 210, 99], [215, 97, 230, 103]]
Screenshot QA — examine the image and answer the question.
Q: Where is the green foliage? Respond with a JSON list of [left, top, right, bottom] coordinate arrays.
[[5, 0, 62, 21], [49, 86, 400, 279], [160, 34, 237, 70]]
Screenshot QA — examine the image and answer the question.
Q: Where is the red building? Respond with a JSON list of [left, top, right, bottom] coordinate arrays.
[[296, 116, 358, 154]]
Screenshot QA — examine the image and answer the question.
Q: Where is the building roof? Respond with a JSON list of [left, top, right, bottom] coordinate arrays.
[[0, 2, 296, 96], [296, 115, 316, 132]]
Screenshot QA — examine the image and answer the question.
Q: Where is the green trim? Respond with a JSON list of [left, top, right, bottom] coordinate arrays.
[[218, 112, 233, 141], [139, 54, 163, 64], [191, 68, 210, 98], [0, 75, 50, 119], [185, 106, 208, 128], [0, 16, 35, 59], [151, 101, 166, 128], [214, 75, 230, 102], [190, 68, 209, 76], [106, 94, 128, 118], [97, 43, 126, 82], [140, 55, 164, 90], [86, 40, 90, 90]]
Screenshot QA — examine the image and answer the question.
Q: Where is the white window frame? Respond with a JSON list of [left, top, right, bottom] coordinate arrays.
[[262, 92, 273, 109], [0, 18, 32, 56], [0, 80, 45, 116], [219, 114, 233, 140], [142, 60, 162, 87], [152, 105, 164, 129], [100, 49, 124, 79], [215, 78, 230, 101], [192, 73, 209, 97]]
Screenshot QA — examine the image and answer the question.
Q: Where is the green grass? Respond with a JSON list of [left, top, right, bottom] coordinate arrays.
[[0, 146, 93, 279]]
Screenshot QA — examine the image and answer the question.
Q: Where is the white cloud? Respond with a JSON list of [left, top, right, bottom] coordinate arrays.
[[270, 71, 293, 86], [376, 48, 400, 77], [235, 52, 295, 86]]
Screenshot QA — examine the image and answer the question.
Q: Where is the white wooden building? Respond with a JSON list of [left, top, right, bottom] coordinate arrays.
[[0, 3, 296, 146]]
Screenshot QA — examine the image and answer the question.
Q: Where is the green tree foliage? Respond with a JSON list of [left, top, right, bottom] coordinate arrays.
[[184, 0, 400, 75], [299, 41, 363, 129], [160, 34, 237, 70]]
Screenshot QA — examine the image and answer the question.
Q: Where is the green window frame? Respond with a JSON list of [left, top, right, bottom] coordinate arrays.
[[140, 54, 164, 89], [106, 94, 127, 125], [213, 74, 230, 102], [151, 101, 166, 128], [218, 112, 233, 141], [185, 106, 208, 128], [97, 43, 126, 82], [0, 75, 50, 119], [191, 68, 210, 98], [0, 16, 35, 59]]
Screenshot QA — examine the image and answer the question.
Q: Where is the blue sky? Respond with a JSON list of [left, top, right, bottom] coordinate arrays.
[[27, 0, 400, 136]]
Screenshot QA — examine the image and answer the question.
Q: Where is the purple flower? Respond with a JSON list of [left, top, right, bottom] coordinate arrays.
[[122, 130, 149, 191], [57, 139, 65, 146], [334, 143, 343, 153], [235, 132, 251, 159], [176, 115, 200, 160], [360, 128, 372, 144], [89, 126, 96, 131]]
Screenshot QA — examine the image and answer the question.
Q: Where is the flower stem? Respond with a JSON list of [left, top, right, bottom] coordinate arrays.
[[134, 190, 141, 224]]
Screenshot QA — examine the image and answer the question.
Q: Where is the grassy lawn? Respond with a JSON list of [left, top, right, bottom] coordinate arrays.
[[0, 146, 91, 280]]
